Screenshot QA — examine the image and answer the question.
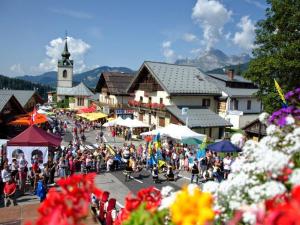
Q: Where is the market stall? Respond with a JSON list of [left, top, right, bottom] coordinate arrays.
[[141, 124, 206, 142], [6, 125, 62, 166], [117, 118, 150, 128], [207, 140, 241, 152], [77, 112, 107, 121], [103, 116, 125, 127], [8, 113, 48, 126]]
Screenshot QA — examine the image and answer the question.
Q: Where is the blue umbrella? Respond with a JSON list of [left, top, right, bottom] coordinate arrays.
[[207, 140, 241, 153]]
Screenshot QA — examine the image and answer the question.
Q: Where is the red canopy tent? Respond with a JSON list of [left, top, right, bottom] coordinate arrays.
[[6, 126, 62, 166], [7, 125, 62, 147]]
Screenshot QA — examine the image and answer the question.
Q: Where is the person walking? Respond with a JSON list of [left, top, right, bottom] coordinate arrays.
[[191, 160, 200, 184], [58, 157, 67, 178], [47, 158, 56, 185], [111, 128, 116, 142]]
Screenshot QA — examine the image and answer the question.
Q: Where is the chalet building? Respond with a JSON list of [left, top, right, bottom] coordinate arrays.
[[56, 37, 94, 109], [0, 90, 44, 112], [242, 119, 267, 141], [206, 69, 262, 129], [0, 94, 26, 138], [95, 72, 134, 117], [127, 61, 232, 139]]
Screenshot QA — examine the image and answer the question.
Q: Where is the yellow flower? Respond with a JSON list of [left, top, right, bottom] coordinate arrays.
[[170, 185, 214, 225]]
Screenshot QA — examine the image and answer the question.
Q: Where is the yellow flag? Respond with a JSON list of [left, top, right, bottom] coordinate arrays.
[[274, 79, 287, 104]]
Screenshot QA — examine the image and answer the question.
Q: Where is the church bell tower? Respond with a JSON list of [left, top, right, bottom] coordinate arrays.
[[57, 35, 73, 88]]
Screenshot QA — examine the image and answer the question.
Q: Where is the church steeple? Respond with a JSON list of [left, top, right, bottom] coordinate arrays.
[[61, 36, 71, 60], [57, 32, 73, 88]]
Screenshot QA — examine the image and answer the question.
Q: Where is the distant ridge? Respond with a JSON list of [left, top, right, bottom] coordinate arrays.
[[17, 66, 134, 88], [0, 74, 53, 100]]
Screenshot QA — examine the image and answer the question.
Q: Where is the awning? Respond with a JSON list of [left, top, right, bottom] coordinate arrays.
[[77, 112, 107, 121], [117, 118, 150, 128], [9, 113, 48, 126], [141, 123, 206, 141]]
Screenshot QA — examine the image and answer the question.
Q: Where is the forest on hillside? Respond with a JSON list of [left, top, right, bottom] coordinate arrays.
[[0, 75, 54, 100]]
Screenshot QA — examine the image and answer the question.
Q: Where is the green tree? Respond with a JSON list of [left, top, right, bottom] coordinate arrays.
[[244, 0, 300, 113]]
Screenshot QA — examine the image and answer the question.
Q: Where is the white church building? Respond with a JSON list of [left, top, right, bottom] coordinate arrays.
[[56, 37, 94, 109]]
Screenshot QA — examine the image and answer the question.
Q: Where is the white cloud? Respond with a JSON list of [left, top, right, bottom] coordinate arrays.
[[192, 0, 232, 49], [183, 33, 198, 42], [161, 41, 176, 62], [50, 8, 93, 19], [162, 41, 172, 48], [10, 64, 24, 75], [233, 16, 256, 51], [38, 36, 91, 73]]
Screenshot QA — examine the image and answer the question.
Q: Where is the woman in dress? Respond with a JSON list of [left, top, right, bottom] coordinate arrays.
[[58, 157, 67, 178]]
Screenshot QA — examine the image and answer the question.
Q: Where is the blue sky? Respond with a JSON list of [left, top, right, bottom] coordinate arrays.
[[0, 0, 267, 76]]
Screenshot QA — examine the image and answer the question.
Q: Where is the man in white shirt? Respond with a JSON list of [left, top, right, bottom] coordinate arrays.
[[223, 154, 232, 179]]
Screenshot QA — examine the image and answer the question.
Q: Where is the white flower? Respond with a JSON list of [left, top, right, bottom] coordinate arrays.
[[202, 181, 219, 194], [158, 192, 177, 210], [282, 127, 300, 154], [290, 169, 300, 186], [259, 112, 269, 124], [160, 186, 174, 197], [266, 124, 278, 135], [242, 211, 257, 225], [285, 115, 295, 125], [231, 133, 246, 148]]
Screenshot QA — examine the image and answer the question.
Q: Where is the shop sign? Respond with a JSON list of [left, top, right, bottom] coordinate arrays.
[[115, 109, 134, 115]]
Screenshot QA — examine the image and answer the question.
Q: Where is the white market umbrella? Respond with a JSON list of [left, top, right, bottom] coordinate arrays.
[[103, 116, 124, 127], [160, 124, 206, 141], [130, 118, 150, 128], [141, 124, 206, 142], [117, 118, 150, 128]]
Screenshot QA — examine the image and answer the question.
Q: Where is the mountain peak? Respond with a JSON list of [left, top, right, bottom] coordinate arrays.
[[175, 48, 251, 71]]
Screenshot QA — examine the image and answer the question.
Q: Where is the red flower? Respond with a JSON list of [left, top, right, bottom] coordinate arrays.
[[262, 185, 300, 225], [158, 103, 165, 109], [277, 167, 293, 182], [27, 173, 103, 225], [151, 103, 159, 109], [115, 187, 162, 224]]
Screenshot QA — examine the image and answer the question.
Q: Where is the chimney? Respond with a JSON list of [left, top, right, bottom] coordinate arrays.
[[227, 69, 234, 80]]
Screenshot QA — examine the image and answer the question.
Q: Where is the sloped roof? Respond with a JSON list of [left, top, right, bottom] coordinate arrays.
[[128, 61, 221, 95], [166, 105, 232, 128], [0, 90, 36, 107], [206, 75, 258, 97], [0, 94, 13, 112], [208, 73, 253, 83], [57, 82, 94, 96], [0, 94, 26, 114], [96, 72, 133, 95]]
